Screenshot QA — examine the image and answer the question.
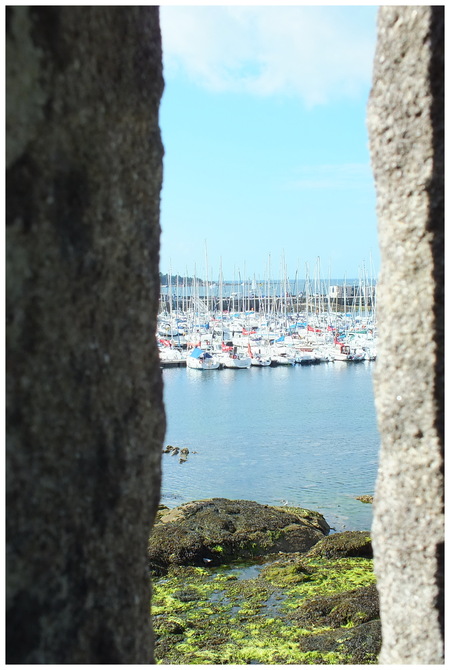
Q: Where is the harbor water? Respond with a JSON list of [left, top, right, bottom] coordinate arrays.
[[161, 361, 380, 532]]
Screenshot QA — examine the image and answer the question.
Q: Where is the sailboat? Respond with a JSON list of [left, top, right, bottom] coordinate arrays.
[[219, 343, 251, 369], [331, 342, 365, 362], [186, 347, 221, 370], [248, 341, 271, 367]]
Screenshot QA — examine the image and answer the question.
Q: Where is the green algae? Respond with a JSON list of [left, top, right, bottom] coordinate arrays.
[[152, 554, 379, 665], [283, 558, 376, 603], [210, 544, 224, 553], [261, 556, 375, 601]]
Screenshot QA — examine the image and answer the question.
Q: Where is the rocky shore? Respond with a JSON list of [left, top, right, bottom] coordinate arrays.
[[149, 498, 380, 664]]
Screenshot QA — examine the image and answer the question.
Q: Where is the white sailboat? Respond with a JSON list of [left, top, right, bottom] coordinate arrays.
[[295, 350, 320, 365], [219, 343, 251, 369], [332, 343, 365, 362], [186, 347, 221, 370], [248, 341, 271, 367]]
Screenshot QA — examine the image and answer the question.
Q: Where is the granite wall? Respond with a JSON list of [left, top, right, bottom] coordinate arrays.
[[6, 7, 165, 663], [367, 6, 444, 664]]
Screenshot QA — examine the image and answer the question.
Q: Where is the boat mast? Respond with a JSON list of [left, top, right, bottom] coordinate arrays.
[[343, 273, 347, 328], [369, 251, 376, 325], [219, 257, 224, 318], [168, 261, 174, 341], [305, 262, 310, 331], [204, 241, 210, 319]]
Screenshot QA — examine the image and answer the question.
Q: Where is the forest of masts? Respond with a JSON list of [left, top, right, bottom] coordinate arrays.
[[159, 256, 377, 320]]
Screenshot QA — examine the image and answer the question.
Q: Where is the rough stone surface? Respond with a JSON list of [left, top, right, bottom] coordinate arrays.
[[367, 6, 444, 664], [149, 498, 330, 574], [6, 7, 165, 663]]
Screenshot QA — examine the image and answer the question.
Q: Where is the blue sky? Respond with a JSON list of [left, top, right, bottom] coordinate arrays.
[[159, 5, 379, 281]]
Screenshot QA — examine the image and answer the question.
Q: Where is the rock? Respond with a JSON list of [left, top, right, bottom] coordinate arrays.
[[155, 504, 170, 522], [157, 619, 186, 635], [305, 530, 372, 559], [172, 588, 202, 602], [152, 543, 377, 664], [148, 498, 330, 574], [291, 583, 379, 628], [298, 619, 381, 664], [281, 561, 380, 664], [335, 619, 381, 664], [356, 495, 373, 504]]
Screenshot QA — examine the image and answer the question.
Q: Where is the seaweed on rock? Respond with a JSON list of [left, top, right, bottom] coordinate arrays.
[[150, 500, 380, 665]]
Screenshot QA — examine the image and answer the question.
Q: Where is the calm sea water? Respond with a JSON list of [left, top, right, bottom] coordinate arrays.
[[161, 362, 380, 532]]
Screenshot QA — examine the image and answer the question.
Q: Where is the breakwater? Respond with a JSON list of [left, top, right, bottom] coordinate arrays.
[[160, 294, 375, 314]]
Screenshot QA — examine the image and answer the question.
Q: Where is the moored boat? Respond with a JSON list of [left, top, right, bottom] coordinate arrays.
[[270, 346, 296, 366], [295, 349, 320, 365], [186, 347, 221, 370], [251, 354, 272, 367], [219, 347, 252, 369], [332, 343, 365, 362], [248, 341, 272, 367]]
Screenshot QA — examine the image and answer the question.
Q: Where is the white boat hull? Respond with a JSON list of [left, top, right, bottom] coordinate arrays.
[[186, 346, 221, 370], [295, 352, 319, 365], [332, 353, 351, 361], [251, 356, 272, 367], [221, 355, 252, 369], [272, 355, 296, 366], [186, 357, 220, 370], [332, 352, 365, 362]]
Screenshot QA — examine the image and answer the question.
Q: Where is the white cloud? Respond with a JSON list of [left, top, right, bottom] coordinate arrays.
[[287, 163, 375, 190], [160, 6, 377, 106]]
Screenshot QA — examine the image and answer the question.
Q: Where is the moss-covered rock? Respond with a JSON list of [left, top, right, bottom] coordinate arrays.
[[149, 498, 330, 574], [356, 495, 374, 504], [152, 549, 379, 664], [289, 583, 379, 628], [150, 503, 378, 664], [305, 530, 372, 559], [298, 620, 381, 664]]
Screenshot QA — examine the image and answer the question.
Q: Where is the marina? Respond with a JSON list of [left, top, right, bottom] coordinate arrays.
[[158, 275, 380, 532], [158, 280, 377, 368]]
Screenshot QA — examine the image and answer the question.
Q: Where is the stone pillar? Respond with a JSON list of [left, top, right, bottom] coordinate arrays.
[[6, 7, 165, 663], [367, 6, 444, 664]]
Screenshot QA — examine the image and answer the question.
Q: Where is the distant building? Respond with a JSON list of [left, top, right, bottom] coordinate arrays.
[[329, 285, 355, 299], [328, 285, 376, 305]]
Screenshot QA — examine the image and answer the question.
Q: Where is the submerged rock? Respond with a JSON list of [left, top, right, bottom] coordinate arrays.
[[148, 498, 330, 574]]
